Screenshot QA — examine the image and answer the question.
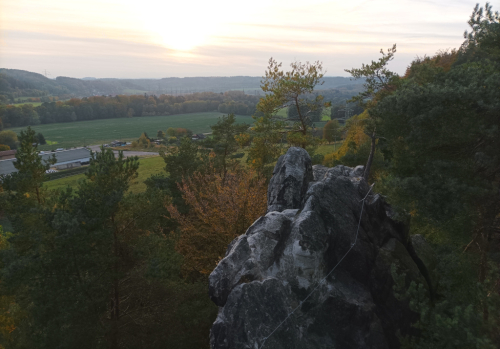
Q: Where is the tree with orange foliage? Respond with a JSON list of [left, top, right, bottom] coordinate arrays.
[[167, 164, 267, 276], [403, 49, 458, 83], [235, 133, 251, 147], [322, 111, 386, 182]]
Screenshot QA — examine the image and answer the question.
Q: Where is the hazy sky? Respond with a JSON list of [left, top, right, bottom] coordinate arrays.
[[0, 0, 482, 79]]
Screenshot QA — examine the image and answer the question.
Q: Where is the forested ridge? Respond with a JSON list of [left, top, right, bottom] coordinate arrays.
[[0, 69, 363, 103], [0, 3, 498, 349]]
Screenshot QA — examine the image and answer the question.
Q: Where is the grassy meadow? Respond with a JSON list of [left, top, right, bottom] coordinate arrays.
[[11, 96, 67, 107], [44, 155, 166, 194], [11, 102, 43, 107], [316, 142, 343, 155], [8, 112, 254, 150]]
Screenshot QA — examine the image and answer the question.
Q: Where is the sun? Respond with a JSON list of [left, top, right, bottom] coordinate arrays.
[[134, 1, 221, 51], [154, 24, 208, 51]]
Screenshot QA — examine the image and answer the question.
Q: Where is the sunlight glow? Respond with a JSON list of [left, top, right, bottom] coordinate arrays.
[[0, 0, 477, 77], [137, 3, 215, 51], [133, 0, 245, 51]]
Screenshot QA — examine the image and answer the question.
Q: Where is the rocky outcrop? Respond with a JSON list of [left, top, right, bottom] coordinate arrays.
[[209, 147, 431, 349]]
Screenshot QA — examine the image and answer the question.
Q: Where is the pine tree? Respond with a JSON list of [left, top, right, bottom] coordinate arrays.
[[345, 44, 399, 181], [253, 58, 329, 155], [207, 113, 248, 177], [322, 119, 340, 144], [374, 4, 500, 343], [36, 132, 46, 145], [3, 126, 55, 204], [1, 148, 141, 348]]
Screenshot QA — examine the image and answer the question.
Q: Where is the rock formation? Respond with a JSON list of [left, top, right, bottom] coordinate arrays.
[[209, 147, 432, 349]]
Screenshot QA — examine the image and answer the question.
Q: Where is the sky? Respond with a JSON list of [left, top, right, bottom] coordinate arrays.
[[0, 0, 484, 79]]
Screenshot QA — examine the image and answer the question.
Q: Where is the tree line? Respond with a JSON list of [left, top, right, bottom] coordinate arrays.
[[0, 91, 260, 129], [0, 88, 362, 130], [0, 69, 365, 105]]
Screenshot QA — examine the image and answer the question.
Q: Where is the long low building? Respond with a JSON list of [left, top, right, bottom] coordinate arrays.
[[0, 150, 16, 160], [0, 148, 91, 176]]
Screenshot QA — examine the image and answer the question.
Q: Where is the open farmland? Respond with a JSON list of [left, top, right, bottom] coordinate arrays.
[[8, 112, 254, 150], [11, 102, 43, 107]]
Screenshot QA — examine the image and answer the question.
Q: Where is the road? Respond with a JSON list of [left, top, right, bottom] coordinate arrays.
[[87, 145, 159, 158]]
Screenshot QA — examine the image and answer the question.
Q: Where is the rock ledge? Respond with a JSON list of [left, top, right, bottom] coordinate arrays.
[[209, 147, 428, 349]]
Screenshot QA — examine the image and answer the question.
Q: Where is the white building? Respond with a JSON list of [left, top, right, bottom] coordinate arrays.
[[0, 148, 91, 176]]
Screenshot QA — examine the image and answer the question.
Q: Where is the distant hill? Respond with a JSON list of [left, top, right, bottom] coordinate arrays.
[[0, 69, 70, 98], [0, 68, 365, 102]]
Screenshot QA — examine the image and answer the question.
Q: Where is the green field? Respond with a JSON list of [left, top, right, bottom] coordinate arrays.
[[11, 96, 65, 107], [44, 156, 165, 194], [8, 112, 254, 150], [11, 102, 43, 107], [15, 96, 45, 102], [316, 143, 343, 155]]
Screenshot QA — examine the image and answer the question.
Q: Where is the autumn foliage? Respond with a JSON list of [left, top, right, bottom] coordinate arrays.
[[168, 165, 267, 276], [403, 49, 458, 79], [323, 111, 370, 166], [166, 127, 191, 138], [234, 133, 251, 147]]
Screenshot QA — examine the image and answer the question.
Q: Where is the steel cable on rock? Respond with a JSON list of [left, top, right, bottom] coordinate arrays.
[[259, 183, 375, 349]]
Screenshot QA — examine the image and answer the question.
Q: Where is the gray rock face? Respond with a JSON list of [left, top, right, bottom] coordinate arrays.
[[209, 147, 428, 349], [267, 147, 314, 213]]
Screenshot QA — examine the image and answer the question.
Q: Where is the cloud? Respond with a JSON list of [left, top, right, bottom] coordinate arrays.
[[0, 0, 479, 78]]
